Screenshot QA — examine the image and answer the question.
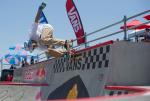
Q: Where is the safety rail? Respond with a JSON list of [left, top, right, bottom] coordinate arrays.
[[72, 9, 150, 49]]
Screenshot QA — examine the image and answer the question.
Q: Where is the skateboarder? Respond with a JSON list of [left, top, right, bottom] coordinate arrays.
[[29, 3, 71, 58]]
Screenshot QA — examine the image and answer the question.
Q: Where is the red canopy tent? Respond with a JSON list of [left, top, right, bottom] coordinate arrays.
[[120, 19, 150, 30], [143, 14, 150, 20]]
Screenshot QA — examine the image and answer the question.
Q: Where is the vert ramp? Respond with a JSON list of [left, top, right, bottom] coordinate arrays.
[[0, 82, 48, 101]]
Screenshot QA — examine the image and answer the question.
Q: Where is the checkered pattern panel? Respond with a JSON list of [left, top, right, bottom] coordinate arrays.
[[53, 45, 111, 72], [82, 45, 110, 70]]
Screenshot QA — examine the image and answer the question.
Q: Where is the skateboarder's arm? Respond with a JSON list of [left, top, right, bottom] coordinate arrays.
[[35, 8, 42, 23], [35, 2, 46, 23]]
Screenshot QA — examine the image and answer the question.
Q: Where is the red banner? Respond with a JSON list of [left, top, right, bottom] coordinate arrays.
[[66, 0, 85, 45]]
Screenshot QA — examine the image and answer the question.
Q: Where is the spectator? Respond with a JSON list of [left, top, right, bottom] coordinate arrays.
[[30, 56, 34, 65], [6, 74, 13, 81], [24, 57, 29, 66], [21, 57, 29, 67], [144, 28, 150, 42], [21, 60, 25, 67], [10, 65, 16, 69]]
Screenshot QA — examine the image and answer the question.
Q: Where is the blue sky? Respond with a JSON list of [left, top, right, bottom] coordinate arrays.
[[0, 0, 150, 58]]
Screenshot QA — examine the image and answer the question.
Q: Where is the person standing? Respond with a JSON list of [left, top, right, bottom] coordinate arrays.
[[144, 28, 150, 42], [30, 56, 34, 65], [6, 74, 13, 81]]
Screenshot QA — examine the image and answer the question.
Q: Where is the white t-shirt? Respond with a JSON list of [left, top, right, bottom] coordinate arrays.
[[29, 23, 54, 42]]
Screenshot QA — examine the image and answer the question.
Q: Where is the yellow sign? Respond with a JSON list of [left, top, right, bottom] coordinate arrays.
[[67, 84, 78, 99]]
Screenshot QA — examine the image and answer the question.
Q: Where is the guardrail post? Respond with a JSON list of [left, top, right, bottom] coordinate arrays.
[[123, 15, 127, 40], [0, 58, 3, 77], [84, 32, 88, 48]]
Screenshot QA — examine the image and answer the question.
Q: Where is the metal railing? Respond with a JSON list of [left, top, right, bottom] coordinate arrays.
[[72, 9, 150, 48]]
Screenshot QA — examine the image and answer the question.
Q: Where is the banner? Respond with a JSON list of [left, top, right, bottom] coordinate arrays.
[[39, 11, 48, 24], [66, 0, 85, 45]]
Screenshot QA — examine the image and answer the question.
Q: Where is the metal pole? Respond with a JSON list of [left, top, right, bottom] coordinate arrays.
[[84, 32, 87, 48], [123, 15, 127, 40], [0, 58, 3, 77]]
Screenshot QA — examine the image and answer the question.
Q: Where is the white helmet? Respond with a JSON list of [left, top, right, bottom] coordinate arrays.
[[38, 24, 54, 39]]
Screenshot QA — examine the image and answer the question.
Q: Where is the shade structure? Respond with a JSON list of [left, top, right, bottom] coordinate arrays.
[[5, 48, 37, 65], [143, 14, 150, 20], [5, 54, 21, 65], [9, 44, 36, 58], [120, 19, 150, 30], [9, 44, 24, 50]]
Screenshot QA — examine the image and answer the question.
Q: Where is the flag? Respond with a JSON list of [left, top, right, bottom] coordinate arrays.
[[66, 0, 86, 45], [9, 44, 24, 50], [39, 11, 48, 24]]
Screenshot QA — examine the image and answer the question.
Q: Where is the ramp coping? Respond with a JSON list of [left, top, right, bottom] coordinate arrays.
[[0, 82, 49, 86]]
